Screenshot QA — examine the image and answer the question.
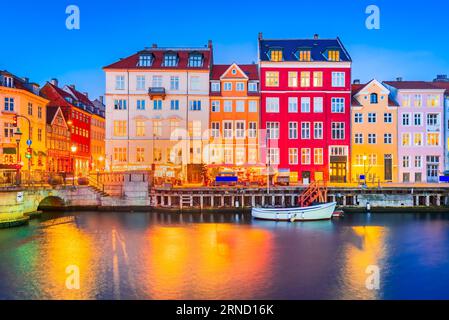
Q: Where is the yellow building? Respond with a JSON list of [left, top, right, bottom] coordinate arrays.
[[351, 79, 399, 183], [0, 71, 48, 182]]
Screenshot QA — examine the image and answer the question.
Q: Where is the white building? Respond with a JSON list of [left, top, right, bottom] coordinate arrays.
[[103, 42, 213, 183]]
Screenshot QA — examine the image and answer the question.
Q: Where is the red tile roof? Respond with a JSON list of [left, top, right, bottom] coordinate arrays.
[[430, 81, 449, 94], [103, 47, 212, 70], [64, 86, 95, 108], [351, 83, 399, 107], [383, 81, 443, 90], [211, 64, 259, 80]]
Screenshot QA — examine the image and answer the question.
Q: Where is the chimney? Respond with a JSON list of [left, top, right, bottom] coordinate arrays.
[[396, 77, 403, 82], [258, 32, 263, 40], [152, 43, 158, 48], [50, 78, 58, 87], [353, 79, 361, 84], [314, 34, 319, 40], [208, 40, 213, 49]]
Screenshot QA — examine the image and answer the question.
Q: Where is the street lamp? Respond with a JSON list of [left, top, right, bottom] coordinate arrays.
[[14, 128, 23, 186], [71, 145, 77, 187]]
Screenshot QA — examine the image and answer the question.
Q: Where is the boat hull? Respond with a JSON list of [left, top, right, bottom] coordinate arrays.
[[251, 202, 337, 222]]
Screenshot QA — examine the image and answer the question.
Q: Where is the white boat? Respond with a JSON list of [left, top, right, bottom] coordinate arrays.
[[251, 202, 337, 222]]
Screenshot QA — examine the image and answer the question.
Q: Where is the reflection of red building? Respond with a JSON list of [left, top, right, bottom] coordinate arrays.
[[258, 33, 352, 184], [46, 106, 71, 173], [41, 79, 92, 176]]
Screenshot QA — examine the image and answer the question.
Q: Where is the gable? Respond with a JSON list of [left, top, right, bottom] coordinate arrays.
[[221, 63, 249, 80]]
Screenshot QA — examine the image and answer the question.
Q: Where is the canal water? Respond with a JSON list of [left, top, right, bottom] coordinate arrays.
[[0, 211, 449, 300]]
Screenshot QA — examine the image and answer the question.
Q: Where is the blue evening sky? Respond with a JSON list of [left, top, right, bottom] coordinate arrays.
[[2, 0, 449, 99]]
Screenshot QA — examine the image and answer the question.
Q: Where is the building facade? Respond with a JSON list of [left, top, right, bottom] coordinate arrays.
[[351, 80, 399, 183], [41, 80, 92, 177], [258, 34, 352, 184], [91, 97, 106, 172], [0, 71, 48, 180], [384, 81, 445, 183], [209, 63, 261, 180], [431, 76, 449, 172], [46, 106, 71, 173], [103, 42, 213, 183]]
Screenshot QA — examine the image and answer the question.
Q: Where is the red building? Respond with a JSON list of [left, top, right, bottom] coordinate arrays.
[[258, 33, 352, 184], [41, 79, 92, 177]]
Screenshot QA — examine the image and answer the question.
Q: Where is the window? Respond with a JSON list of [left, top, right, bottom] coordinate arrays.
[[236, 101, 245, 112], [235, 121, 245, 139], [265, 72, 279, 87], [188, 53, 203, 67], [267, 122, 280, 139], [235, 147, 245, 165], [354, 113, 363, 123], [289, 122, 298, 139], [170, 100, 179, 110], [288, 97, 298, 113], [267, 148, 280, 165], [153, 100, 162, 110], [402, 156, 410, 168], [153, 120, 162, 137], [314, 148, 324, 165], [224, 100, 232, 112], [153, 148, 162, 162], [384, 133, 392, 144], [414, 133, 422, 146], [190, 76, 200, 91], [313, 72, 323, 87], [164, 53, 178, 67], [384, 113, 392, 123], [368, 154, 377, 166], [301, 122, 310, 139], [136, 120, 145, 136], [115, 75, 125, 90], [270, 49, 283, 62], [314, 122, 323, 139], [170, 76, 179, 90], [211, 101, 220, 112], [402, 113, 410, 126], [223, 121, 233, 139], [248, 101, 257, 112], [414, 113, 422, 126], [313, 97, 323, 113], [301, 97, 311, 113], [211, 122, 220, 138], [113, 121, 127, 136], [428, 95, 440, 107], [402, 95, 411, 107], [355, 133, 363, 144], [223, 82, 232, 91], [332, 72, 345, 87], [211, 82, 220, 92], [331, 122, 345, 140], [3, 76, 13, 87], [300, 72, 310, 87], [427, 114, 439, 126], [427, 133, 440, 146], [368, 133, 377, 144], [189, 100, 201, 111], [4, 123, 15, 138], [190, 121, 202, 138], [402, 133, 410, 146], [266, 97, 279, 113], [136, 76, 145, 90], [138, 55, 153, 67], [248, 122, 257, 138], [152, 75, 162, 87], [38, 106, 42, 119], [414, 94, 422, 107], [169, 120, 179, 139], [136, 147, 145, 162], [114, 148, 127, 162], [137, 99, 146, 110], [248, 82, 258, 92], [289, 148, 298, 165], [328, 50, 340, 61], [4, 97, 14, 111], [288, 72, 298, 87], [298, 50, 311, 61], [368, 113, 377, 123], [370, 93, 378, 104], [37, 128, 42, 142], [236, 82, 245, 91], [301, 148, 311, 165], [114, 99, 127, 110], [224, 147, 233, 164], [415, 156, 422, 168], [331, 98, 345, 113]]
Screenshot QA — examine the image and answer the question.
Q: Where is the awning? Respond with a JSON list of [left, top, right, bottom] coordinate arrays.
[[2, 148, 16, 155]]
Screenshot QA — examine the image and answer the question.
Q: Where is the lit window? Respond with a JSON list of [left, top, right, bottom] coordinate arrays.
[[300, 72, 310, 87], [288, 72, 298, 87], [265, 72, 279, 87], [314, 148, 323, 165], [313, 72, 323, 87], [402, 133, 410, 146], [113, 121, 127, 136], [136, 120, 145, 136], [298, 50, 311, 62], [427, 133, 440, 146], [270, 49, 283, 62], [414, 133, 422, 146], [301, 148, 311, 165], [289, 148, 298, 165], [328, 50, 340, 61]]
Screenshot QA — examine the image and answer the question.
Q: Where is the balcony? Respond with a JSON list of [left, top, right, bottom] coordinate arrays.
[[148, 87, 166, 100]]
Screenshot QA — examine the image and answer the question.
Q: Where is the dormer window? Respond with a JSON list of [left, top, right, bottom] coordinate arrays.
[[295, 49, 311, 62], [268, 49, 283, 62], [211, 82, 220, 92], [370, 93, 378, 104], [3, 76, 13, 88], [164, 53, 178, 67], [188, 53, 203, 67], [327, 50, 340, 61], [138, 54, 153, 67]]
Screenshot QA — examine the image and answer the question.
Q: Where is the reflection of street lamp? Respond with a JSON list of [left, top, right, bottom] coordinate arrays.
[[71, 145, 77, 186], [14, 128, 23, 186]]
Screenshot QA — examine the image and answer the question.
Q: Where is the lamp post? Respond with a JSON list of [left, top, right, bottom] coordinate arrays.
[[71, 145, 77, 187], [14, 128, 23, 186]]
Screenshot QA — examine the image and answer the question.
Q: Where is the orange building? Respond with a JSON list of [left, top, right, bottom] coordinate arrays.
[[208, 64, 261, 181]]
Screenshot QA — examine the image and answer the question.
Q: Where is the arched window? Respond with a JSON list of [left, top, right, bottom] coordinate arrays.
[[370, 93, 378, 104]]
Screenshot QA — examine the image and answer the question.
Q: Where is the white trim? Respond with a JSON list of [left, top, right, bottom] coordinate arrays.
[[219, 63, 249, 80]]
